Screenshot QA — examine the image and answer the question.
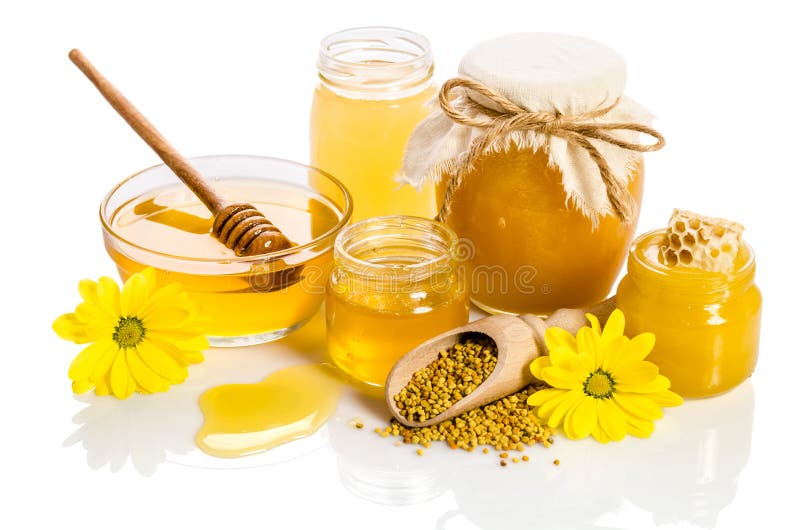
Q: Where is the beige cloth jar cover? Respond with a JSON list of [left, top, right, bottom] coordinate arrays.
[[399, 33, 664, 227]]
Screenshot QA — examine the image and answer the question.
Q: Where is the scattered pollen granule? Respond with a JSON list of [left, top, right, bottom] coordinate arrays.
[[379, 383, 555, 453]]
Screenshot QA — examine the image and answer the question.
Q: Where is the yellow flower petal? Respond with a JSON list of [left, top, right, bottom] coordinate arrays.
[[546, 388, 584, 429], [53, 313, 94, 344], [619, 332, 656, 365], [599, 335, 628, 372], [626, 414, 655, 438], [148, 330, 209, 352], [650, 389, 683, 408], [97, 276, 122, 317], [602, 309, 626, 341], [548, 345, 578, 369], [541, 365, 585, 389], [612, 361, 660, 387], [544, 326, 578, 354], [576, 326, 601, 366], [72, 379, 94, 394], [570, 351, 594, 375], [126, 349, 170, 393], [139, 282, 184, 319], [75, 301, 115, 329], [78, 279, 99, 303], [89, 342, 120, 383], [565, 397, 596, 439], [94, 377, 111, 396], [591, 422, 611, 444], [616, 374, 671, 394], [120, 270, 150, 316], [530, 356, 552, 380], [68, 339, 117, 382], [613, 392, 664, 421], [137, 339, 188, 383], [527, 387, 566, 408], [597, 399, 627, 441], [585, 313, 601, 334], [109, 350, 136, 399]]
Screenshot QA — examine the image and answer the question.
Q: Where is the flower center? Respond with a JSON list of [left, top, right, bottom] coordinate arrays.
[[113, 316, 146, 348], [583, 369, 615, 399]]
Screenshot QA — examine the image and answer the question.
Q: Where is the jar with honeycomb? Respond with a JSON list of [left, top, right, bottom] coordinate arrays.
[[616, 210, 762, 398], [400, 33, 664, 315]]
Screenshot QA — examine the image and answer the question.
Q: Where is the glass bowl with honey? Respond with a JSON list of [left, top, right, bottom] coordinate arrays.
[[101, 155, 352, 347]]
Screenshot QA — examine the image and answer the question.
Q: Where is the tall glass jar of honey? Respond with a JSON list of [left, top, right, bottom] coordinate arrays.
[[311, 27, 437, 222], [400, 33, 665, 315]]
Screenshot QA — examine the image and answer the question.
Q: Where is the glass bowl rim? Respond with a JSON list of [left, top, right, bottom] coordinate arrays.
[[99, 154, 353, 264], [333, 214, 459, 274]]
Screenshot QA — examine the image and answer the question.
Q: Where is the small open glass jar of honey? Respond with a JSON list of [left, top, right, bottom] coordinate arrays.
[[101, 155, 352, 347], [616, 230, 762, 398], [326, 216, 470, 387]]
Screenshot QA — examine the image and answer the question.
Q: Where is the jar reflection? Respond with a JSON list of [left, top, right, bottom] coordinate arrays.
[[327, 382, 755, 528]]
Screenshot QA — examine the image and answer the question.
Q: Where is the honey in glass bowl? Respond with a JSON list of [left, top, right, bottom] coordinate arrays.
[[101, 155, 352, 347]]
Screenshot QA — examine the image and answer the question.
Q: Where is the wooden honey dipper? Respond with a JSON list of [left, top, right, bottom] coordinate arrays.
[[385, 298, 616, 428], [69, 49, 293, 259]]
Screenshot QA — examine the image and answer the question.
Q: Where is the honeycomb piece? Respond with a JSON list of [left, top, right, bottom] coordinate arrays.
[[658, 209, 744, 273]]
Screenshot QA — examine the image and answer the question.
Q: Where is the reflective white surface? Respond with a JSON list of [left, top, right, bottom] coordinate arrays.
[[3, 1, 797, 528], [59, 311, 758, 529]]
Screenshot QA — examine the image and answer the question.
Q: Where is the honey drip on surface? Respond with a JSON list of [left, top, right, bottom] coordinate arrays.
[[196, 364, 342, 458]]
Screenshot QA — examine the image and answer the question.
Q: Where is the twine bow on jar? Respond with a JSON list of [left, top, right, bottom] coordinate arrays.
[[436, 77, 666, 224]]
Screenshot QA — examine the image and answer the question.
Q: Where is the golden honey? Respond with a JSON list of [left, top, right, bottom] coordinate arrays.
[[311, 27, 438, 221], [326, 216, 470, 387], [101, 156, 351, 346], [616, 230, 762, 398], [196, 364, 342, 458], [438, 145, 644, 315]]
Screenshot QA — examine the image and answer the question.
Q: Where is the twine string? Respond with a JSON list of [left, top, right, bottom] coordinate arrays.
[[436, 77, 666, 223]]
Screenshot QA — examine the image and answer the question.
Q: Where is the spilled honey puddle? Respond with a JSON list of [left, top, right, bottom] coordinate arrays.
[[196, 364, 343, 458]]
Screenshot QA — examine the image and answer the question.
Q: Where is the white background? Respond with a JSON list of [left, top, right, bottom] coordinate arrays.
[[1, 1, 797, 529]]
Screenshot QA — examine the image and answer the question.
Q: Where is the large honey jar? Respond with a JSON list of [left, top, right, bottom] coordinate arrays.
[[401, 33, 664, 315]]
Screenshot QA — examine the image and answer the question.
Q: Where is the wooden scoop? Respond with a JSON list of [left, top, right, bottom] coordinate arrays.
[[385, 298, 617, 428], [69, 49, 294, 261]]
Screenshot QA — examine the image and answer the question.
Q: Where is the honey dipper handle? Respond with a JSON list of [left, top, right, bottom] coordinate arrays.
[[68, 49, 227, 214]]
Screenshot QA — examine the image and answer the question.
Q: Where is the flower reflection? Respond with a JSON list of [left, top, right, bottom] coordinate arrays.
[[64, 311, 330, 476], [63, 389, 198, 476]]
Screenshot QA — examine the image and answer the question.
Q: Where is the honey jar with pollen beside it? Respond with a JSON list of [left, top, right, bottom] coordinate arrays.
[[401, 33, 664, 316], [326, 216, 470, 387]]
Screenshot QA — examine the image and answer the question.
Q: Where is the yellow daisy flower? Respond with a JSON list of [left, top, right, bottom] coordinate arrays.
[[53, 268, 208, 399], [527, 309, 682, 443]]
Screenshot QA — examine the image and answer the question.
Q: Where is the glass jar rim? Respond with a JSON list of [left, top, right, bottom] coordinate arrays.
[[627, 229, 756, 293], [99, 154, 353, 264], [333, 215, 459, 277], [317, 26, 434, 98]]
